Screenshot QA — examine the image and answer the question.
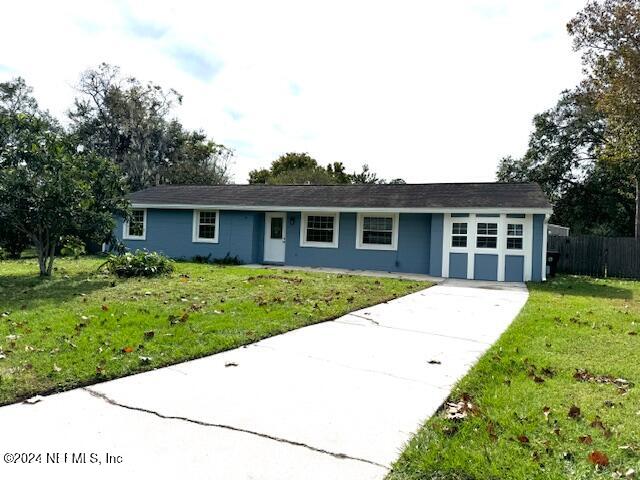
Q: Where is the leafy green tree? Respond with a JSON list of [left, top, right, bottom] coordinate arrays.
[[568, 0, 640, 237], [0, 78, 34, 257], [249, 154, 404, 185], [247, 168, 272, 184], [350, 164, 380, 184], [69, 63, 232, 191], [387, 178, 407, 184], [249, 152, 336, 184], [158, 126, 232, 185], [0, 88, 128, 276], [326, 161, 351, 184], [496, 89, 635, 235]]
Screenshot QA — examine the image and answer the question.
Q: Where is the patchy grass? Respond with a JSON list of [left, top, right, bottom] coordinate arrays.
[[0, 257, 426, 406], [389, 276, 640, 480]]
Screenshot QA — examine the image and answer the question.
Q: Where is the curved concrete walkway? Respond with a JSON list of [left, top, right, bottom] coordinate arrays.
[[0, 279, 528, 480]]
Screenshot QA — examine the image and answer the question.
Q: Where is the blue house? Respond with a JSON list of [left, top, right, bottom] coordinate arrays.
[[115, 183, 552, 282]]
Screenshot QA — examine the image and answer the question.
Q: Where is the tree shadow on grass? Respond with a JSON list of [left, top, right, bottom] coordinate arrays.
[[534, 275, 634, 300], [0, 271, 111, 312]]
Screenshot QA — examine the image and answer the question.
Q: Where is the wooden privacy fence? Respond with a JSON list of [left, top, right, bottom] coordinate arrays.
[[548, 235, 640, 279]]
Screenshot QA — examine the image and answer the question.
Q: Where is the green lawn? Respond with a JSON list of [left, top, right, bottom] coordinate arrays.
[[389, 276, 640, 480], [0, 257, 426, 406]]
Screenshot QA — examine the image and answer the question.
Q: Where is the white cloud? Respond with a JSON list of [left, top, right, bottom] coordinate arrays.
[[0, 0, 587, 183]]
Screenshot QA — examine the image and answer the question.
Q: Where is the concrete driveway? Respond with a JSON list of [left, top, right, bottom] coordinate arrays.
[[0, 279, 528, 480]]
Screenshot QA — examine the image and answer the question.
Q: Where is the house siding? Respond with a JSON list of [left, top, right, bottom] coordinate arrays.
[[429, 213, 444, 277], [113, 207, 547, 282], [284, 212, 432, 274], [531, 214, 544, 281], [115, 209, 263, 263]]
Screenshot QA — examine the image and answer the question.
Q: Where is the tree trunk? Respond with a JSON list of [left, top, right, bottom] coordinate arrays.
[[33, 233, 57, 277], [46, 241, 57, 276]]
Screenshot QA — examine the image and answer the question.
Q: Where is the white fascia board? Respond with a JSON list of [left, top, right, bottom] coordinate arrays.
[[130, 203, 553, 215]]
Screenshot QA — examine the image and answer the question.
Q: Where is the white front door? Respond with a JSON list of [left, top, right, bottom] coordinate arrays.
[[263, 213, 286, 263]]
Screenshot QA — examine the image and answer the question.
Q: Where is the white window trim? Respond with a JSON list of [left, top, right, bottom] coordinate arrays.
[[449, 220, 470, 253], [300, 212, 340, 248], [442, 213, 533, 281], [506, 222, 525, 251], [355, 212, 399, 251], [123, 208, 147, 240], [475, 221, 499, 251], [192, 209, 220, 243]]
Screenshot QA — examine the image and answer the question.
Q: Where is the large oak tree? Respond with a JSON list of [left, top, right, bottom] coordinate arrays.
[[568, 0, 640, 237]]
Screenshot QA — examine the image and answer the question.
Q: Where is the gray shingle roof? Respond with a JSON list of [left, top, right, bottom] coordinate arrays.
[[127, 183, 552, 210]]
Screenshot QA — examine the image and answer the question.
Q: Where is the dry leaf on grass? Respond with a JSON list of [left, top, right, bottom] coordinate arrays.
[[445, 393, 478, 420], [574, 369, 632, 394], [587, 450, 609, 467], [579, 435, 593, 445]]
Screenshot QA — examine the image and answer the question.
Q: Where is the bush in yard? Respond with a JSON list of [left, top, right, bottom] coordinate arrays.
[[191, 253, 212, 264], [100, 250, 174, 277], [60, 235, 86, 259], [212, 252, 243, 265]]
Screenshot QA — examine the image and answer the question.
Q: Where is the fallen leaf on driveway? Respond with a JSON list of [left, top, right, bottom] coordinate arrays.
[[427, 360, 441, 365], [225, 362, 238, 367]]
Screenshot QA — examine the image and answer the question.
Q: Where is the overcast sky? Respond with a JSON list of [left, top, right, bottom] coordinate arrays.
[[1, 0, 587, 184]]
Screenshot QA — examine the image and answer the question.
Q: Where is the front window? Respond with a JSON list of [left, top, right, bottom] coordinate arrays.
[[357, 214, 398, 250], [451, 222, 467, 247], [306, 215, 334, 243], [476, 222, 497, 248], [507, 223, 523, 249], [301, 213, 339, 248], [193, 210, 219, 243], [363, 216, 392, 245], [124, 209, 146, 240]]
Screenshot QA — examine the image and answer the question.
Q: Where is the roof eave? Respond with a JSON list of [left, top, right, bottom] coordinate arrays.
[[129, 202, 553, 215]]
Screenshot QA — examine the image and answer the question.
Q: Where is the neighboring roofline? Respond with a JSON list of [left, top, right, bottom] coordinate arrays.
[[130, 202, 554, 215]]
